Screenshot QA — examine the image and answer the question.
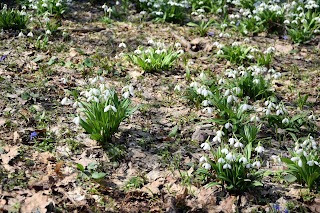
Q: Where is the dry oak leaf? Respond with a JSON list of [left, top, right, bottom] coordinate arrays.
[[20, 191, 53, 213], [309, 198, 320, 213], [0, 146, 19, 171]]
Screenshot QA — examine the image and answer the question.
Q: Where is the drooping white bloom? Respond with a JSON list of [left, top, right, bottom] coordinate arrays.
[[223, 163, 231, 169], [119, 42, 126, 48], [239, 157, 248, 164], [202, 162, 211, 170], [228, 138, 237, 146], [234, 141, 244, 148], [61, 97, 73, 105], [282, 118, 289, 124], [298, 159, 303, 167], [307, 161, 314, 166], [18, 32, 25, 37], [226, 153, 235, 161], [218, 158, 225, 163], [255, 145, 265, 153], [221, 148, 229, 154], [250, 115, 260, 122], [104, 105, 117, 112], [225, 122, 233, 130], [290, 157, 300, 162], [200, 156, 207, 163], [201, 142, 211, 151], [202, 107, 213, 114], [27, 31, 33, 37], [73, 116, 80, 126], [252, 161, 261, 168]]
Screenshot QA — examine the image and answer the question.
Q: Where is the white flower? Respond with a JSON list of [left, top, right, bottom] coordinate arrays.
[[216, 130, 225, 138], [119, 42, 126, 48], [175, 42, 181, 48], [221, 148, 229, 154], [147, 39, 154, 44], [218, 158, 225, 163], [202, 100, 211, 106], [61, 97, 73, 105], [174, 85, 181, 92], [107, 8, 113, 13], [73, 116, 80, 126], [27, 31, 33, 37], [18, 32, 25, 37], [200, 156, 207, 163], [307, 161, 314, 166], [202, 162, 211, 170], [202, 107, 213, 114], [104, 105, 117, 112], [290, 157, 300, 162], [45, 30, 51, 35], [308, 114, 315, 120], [250, 115, 260, 122], [223, 163, 231, 169], [239, 157, 248, 164], [295, 149, 303, 155], [255, 145, 265, 153], [145, 58, 151, 63], [234, 141, 244, 148], [252, 161, 261, 168], [134, 49, 142, 54], [282, 118, 289, 124], [226, 153, 235, 161], [298, 159, 303, 167], [201, 142, 211, 151], [239, 104, 253, 112], [224, 122, 233, 130], [228, 138, 237, 146]]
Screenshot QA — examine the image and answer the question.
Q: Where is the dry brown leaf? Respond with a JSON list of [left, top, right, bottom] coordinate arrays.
[[214, 195, 236, 213], [0, 118, 6, 127], [309, 198, 320, 213], [1, 146, 19, 171], [13, 131, 20, 143], [20, 191, 53, 213]]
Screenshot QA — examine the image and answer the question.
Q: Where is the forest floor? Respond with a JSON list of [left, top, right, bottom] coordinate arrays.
[[0, 1, 320, 212]]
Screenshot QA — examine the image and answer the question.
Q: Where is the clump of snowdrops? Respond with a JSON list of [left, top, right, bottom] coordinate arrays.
[[127, 40, 184, 72], [0, 4, 29, 31], [61, 76, 135, 147]]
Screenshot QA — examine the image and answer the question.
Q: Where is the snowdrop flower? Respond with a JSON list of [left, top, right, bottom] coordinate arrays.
[[73, 116, 80, 126], [239, 157, 248, 164], [202, 162, 211, 170], [255, 145, 265, 153], [295, 149, 303, 155], [104, 105, 117, 112], [308, 114, 315, 120], [224, 89, 231, 97], [239, 104, 253, 112], [252, 161, 261, 168], [291, 157, 300, 162], [27, 31, 33, 37], [155, 49, 161, 54], [228, 138, 237, 146], [307, 161, 315, 166], [264, 108, 271, 115], [175, 42, 181, 48], [202, 107, 213, 114], [234, 141, 244, 148], [218, 158, 225, 164], [298, 159, 303, 167], [223, 163, 231, 169], [225, 122, 233, 130], [45, 30, 51, 35], [174, 85, 181, 92], [200, 156, 207, 163], [202, 100, 211, 106], [145, 58, 151, 63], [218, 78, 225, 85], [134, 49, 142, 55], [147, 39, 154, 45], [217, 49, 224, 55], [119, 42, 126, 48], [107, 8, 113, 13], [221, 148, 229, 154], [201, 142, 211, 151], [250, 115, 260, 122], [282, 118, 289, 124], [18, 32, 25, 37], [61, 97, 73, 105], [226, 153, 235, 161]]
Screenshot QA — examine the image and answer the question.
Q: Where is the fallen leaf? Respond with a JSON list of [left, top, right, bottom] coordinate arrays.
[[0, 146, 19, 171], [0, 118, 6, 126], [20, 191, 53, 213], [13, 131, 20, 143]]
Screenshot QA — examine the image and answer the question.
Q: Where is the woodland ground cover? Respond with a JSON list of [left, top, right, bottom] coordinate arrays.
[[0, 0, 320, 212]]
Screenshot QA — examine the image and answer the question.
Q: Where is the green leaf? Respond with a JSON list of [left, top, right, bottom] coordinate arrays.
[[283, 174, 297, 183], [168, 125, 179, 137], [47, 56, 58, 65], [205, 182, 220, 188], [76, 163, 85, 172], [252, 181, 263, 187], [91, 172, 107, 179]]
